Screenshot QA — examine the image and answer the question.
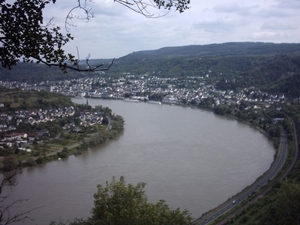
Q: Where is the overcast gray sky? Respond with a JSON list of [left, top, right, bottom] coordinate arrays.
[[44, 0, 300, 59]]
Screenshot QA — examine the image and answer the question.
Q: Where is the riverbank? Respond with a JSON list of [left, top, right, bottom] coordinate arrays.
[[0, 109, 124, 170]]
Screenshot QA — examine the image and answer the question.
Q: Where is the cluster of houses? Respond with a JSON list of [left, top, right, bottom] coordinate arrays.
[[0, 130, 49, 151], [0, 105, 103, 150], [0, 106, 76, 131]]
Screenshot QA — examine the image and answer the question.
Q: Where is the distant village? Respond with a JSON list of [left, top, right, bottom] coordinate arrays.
[[0, 72, 288, 151], [0, 73, 287, 106]]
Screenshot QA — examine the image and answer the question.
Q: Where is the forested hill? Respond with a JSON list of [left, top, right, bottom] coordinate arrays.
[[125, 42, 300, 57], [109, 42, 300, 76], [1, 42, 300, 97]]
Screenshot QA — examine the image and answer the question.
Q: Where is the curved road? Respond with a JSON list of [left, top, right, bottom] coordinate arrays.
[[193, 131, 288, 225]]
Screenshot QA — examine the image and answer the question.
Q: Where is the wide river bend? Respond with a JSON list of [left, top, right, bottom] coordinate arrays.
[[9, 98, 274, 224]]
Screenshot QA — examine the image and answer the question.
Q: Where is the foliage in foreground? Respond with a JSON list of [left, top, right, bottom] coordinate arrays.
[[0, 0, 75, 71], [50, 176, 193, 225]]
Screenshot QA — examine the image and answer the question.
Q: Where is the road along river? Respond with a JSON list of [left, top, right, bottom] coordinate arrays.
[[7, 99, 275, 225]]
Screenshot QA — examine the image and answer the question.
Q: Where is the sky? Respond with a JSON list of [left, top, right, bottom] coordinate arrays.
[[44, 0, 300, 59]]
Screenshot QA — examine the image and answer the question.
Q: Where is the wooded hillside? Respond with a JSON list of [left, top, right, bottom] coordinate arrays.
[[1, 42, 300, 97]]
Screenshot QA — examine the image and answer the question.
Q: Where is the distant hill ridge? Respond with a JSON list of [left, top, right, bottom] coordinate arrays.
[[125, 42, 300, 58], [1, 42, 300, 84]]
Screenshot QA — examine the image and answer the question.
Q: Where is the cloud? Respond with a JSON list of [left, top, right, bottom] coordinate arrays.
[[274, 0, 300, 9], [193, 19, 237, 33], [261, 21, 296, 31], [213, 2, 259, 16], [252, 31, 278, 39], [258, 0, 300, 18]]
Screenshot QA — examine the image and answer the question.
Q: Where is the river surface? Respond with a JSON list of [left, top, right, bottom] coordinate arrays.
[[7, 99, 274, 225]]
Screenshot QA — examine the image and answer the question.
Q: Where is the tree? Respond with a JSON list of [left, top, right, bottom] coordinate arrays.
[[50, 177, 193, 225], [88, 176, 193, 225], [214, 105, 228, 115], [267, 181, 300, 225], [1, 0, 190, 72], [0, 0, 76, 71]]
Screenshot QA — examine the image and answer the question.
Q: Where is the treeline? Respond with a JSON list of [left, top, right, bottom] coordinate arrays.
[[63, 113, 124, 156]]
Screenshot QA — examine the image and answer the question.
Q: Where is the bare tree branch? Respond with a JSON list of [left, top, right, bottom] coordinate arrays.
[[114, 0, 169, 18], [0, 199, 34, 225], [65, 0, 94, 32], [0, 157, 36, 225], [36, 56, 115, 72], [114, 0, 190, 17]]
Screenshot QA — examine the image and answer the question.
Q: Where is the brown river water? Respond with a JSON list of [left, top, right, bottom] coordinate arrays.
[[6, 98, 274, 224]]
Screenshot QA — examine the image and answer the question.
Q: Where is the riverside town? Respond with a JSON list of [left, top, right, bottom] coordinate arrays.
[[0, 69, 300, 225], [0, 73, 290, 159]]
